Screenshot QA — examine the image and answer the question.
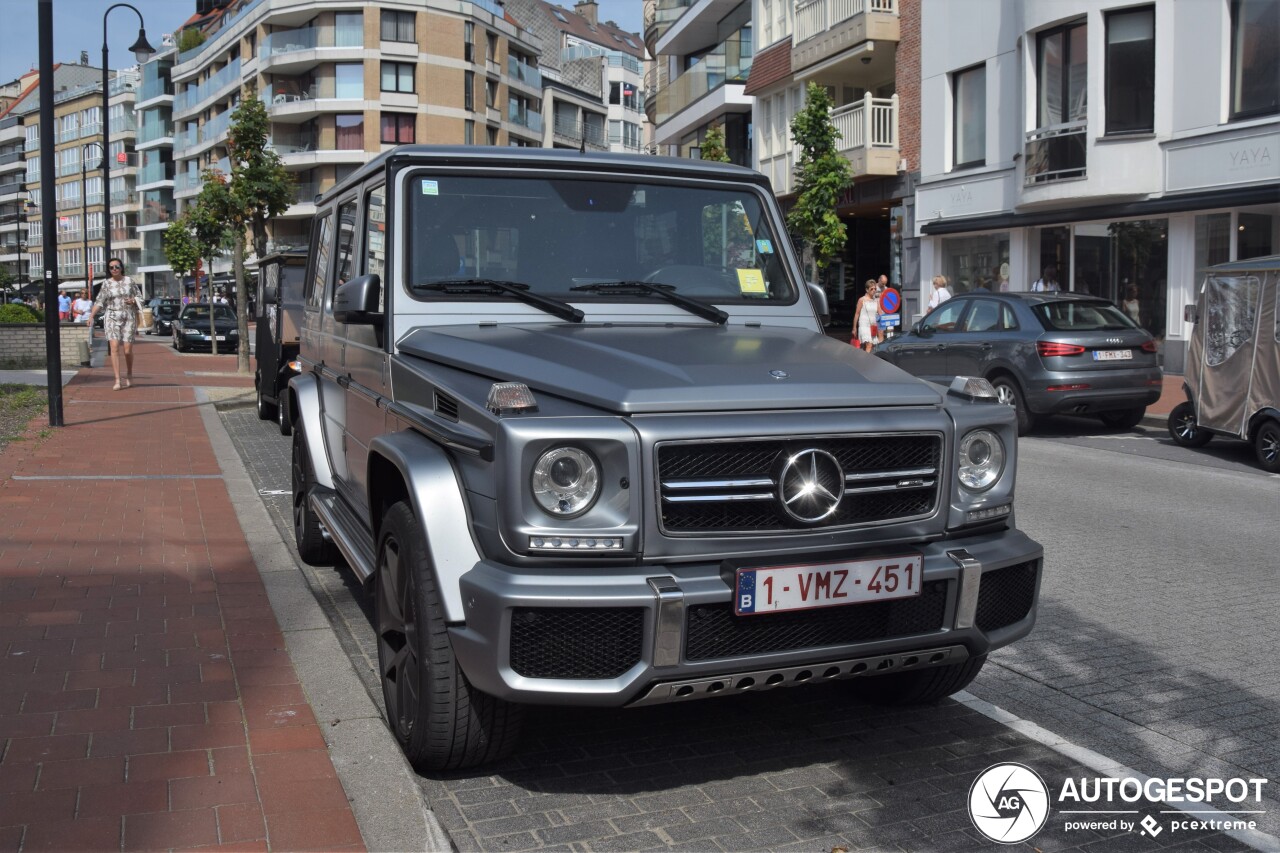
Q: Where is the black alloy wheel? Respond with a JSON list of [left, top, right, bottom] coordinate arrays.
[[990, 376, 1032, 435], [1167, 401, 1212, 448], [255, 371, 277, 421], [277, 391, 292, 436], [1254, 419, 1280, 473], [376, 501, 522, 770], [291, 427, 337, 565]]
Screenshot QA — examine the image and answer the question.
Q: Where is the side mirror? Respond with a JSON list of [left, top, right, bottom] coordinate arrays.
[[333, 274, 383, 325], [915, 321, 932, 337], [806, 281, 830, 327], [1183, 304, 1198, 324]]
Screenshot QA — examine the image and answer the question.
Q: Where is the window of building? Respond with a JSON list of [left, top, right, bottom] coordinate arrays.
[[1230, 0, 1279, 119], [1237, 211, 1276, 259], [334, 12, 363, 47], [381, 61, 414, 94], [380, 113, 415, 144], [1037, 20, 1087, 129], [487, 33, 497, 63], [1105, 7, 1154, 134], [381, 9, 414, 42], [952, 64, 985, 169], [941, 233, 1010, 294], [335, 63, 363, 99], [464, 120, 474, 145], [464, 22, 474, 63], [464, 71, 474, 111], [335, 114, 363, 150], [487, 126, 498, 145], [485, 79, 498, 109]]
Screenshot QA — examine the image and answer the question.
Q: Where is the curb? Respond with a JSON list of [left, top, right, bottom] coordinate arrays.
[[196, 388, 452, 853]]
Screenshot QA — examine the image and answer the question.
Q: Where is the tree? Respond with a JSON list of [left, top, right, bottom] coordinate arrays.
[[787, 82, 853, 277], [225, 87, 293, 373], [700, 124, 731, 164], [177, 28, 205, 53], [186, 169, 237, 356], [162, 220, 201, 288]]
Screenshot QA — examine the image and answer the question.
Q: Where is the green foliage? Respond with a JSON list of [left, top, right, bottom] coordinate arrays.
[[177, 28, 206, 52], [162, 220, 201, 280], [700, 125, 731, 163], [228, 88, 294, 259], [786, 83, 853, 273], [0, 304, 42, 323]]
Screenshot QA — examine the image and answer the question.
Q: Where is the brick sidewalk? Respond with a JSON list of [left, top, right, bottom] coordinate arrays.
[[0, 339, 365, 851]]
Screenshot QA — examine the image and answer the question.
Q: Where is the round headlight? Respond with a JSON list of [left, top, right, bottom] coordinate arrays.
[[958, 429, 1005, 491], [531, 447, 600, 517]]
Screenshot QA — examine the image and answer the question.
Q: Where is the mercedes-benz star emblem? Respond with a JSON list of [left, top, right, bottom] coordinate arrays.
[[777, 449, 845, 523]]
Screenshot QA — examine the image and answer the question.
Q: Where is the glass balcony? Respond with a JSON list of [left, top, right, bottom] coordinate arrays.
[[1024, 121, 1087, 185], [109, 114, 137, 135], [270, 130, 319, 154], [262, 23, 363, 58], [138, 76, 173, 102], [173, 59, 242, 113], [138, 161, 173, 185], [508, 103, 544, 133], [507, 56, 543, 89], [649, 30, 752, 125], [646, 0, 696, 53], [137, 116, 173, 145], [81, 122, 102, 140]]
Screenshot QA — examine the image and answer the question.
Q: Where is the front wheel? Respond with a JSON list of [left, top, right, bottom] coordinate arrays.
[[277, 391, 292, 436], [990, 376, 1033, 435], [1253, 419, 1280, 473], [1098, 406, 1145, 430], [291, 427, 338, 565], [376, 502, 523, 770], [1167, 401, 1212, 447], [256, 372, 278, 421], [858, 654, 988, 705]]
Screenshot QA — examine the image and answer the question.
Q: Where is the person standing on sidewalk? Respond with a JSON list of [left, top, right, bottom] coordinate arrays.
[[87, 258, 142, 390]]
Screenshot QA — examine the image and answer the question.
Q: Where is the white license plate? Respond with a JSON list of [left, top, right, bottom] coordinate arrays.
[[215, 335, 227, 341], [735, 554, 922, 616], [1093, 349, 1132, 361]]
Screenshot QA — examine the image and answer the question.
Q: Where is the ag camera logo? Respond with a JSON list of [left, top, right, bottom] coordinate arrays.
[[969, 763, 1051, 844]]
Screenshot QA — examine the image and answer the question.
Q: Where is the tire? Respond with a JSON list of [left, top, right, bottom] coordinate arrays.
[[376, 501, 523, 770], [859, 654, 988, 705], [277, 391, 292, 436], [291, 426, 338, 565], [1098, 406, 1145, 430], [990, 376, 1033, 435], [1253, 419, 1280, 474], [256, 373, 278, 422], [173, 331, 187, 353], [1167, 401, 1212, 448]]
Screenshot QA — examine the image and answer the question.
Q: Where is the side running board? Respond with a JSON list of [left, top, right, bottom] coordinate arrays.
[[308, 487, 377, 584]]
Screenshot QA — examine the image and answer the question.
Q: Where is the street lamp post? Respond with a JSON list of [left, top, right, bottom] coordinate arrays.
[[101, 3, 154, 276], [81, 143, 103, 294]]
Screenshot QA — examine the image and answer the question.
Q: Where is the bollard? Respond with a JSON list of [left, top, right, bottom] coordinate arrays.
[[78, 338, 90, 367]]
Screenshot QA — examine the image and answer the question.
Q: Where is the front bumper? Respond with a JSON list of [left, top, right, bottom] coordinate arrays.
[[449, 528, 1043, 707], [182, 331, 239, 348]]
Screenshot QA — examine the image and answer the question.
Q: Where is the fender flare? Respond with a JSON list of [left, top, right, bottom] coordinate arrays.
[[369, 430, 483, 623], [287, 372, 334, 489]]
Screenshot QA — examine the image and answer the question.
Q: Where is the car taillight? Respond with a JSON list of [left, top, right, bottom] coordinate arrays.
[[1037, 341, 1086, 357], [1141, 340, 1158, 353]]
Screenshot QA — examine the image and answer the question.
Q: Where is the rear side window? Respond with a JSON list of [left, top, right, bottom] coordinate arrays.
[[1033, 300, 1134, 331], [1203, 274, 1259, 367], [306, 214, 333, 311]]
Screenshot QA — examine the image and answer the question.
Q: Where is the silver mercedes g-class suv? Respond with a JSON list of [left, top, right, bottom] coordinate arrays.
[[288, 146, 1043, 770]]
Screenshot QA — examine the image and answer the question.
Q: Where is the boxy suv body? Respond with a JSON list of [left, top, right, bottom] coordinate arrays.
[[288, 146, 1043, 770]]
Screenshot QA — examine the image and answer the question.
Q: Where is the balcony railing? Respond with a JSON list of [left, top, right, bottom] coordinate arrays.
[[649, 31, 752, 125], [507, 56, 543, 89], [138, 76, 173, 102], [109, 115, 137, 135], [1024, 121, 1087, 185], [262, 23, 363, 57], [508, 103, 544, 133], [174, 59, 242, 114], [138, 161, 173, 185], [831, 94, 898, 152], [269, 132, 319, 154], [138, 116, 173, 145], [646, 0, 696, 52], [795, 0, 897, 44], [553, 117, 608, 150]]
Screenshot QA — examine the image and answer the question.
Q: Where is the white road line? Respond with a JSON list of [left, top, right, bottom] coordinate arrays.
[[954, 691, 1280, 851]]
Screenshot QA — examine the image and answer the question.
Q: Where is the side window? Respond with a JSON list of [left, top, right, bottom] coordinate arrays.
[[260, 262, 280, 308], [962, 300, 1001, 332], [927, 299, 968, 332], [334, 199, 359, 287], [306, 214, 333, 311], [364, 185, 387, 309], [1000, 303, 1018, 330]]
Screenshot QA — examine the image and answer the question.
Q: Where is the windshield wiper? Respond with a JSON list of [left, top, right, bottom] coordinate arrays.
[[570, 281, 728, 325], [412, 278, 584, 323]]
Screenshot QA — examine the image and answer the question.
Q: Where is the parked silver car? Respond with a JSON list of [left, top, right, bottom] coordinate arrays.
[[876, 292, 1163, 434]]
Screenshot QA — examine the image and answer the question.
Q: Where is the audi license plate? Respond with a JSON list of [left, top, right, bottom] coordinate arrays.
[[1093, 349, 1132, 361], [735, 554, 922, 616]]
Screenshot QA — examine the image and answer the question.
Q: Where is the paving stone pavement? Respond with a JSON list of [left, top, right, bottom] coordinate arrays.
[[218, 403, 1271, 853]]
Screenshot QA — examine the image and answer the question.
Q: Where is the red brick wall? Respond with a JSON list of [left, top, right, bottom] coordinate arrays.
[[896, 0, 920, 174]]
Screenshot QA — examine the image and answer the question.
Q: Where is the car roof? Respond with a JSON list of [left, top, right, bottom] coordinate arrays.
[[957, 292, 1119, 306]]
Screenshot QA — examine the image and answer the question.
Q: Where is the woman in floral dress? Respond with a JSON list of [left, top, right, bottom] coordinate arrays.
[[88, 257, 142, 390]]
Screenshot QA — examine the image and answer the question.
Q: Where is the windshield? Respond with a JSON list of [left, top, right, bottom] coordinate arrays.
[[182, 304, 235, 322], [154, 305, 180, 319], [405, 173, 796, 306], [1033, 300, 1136, 331]]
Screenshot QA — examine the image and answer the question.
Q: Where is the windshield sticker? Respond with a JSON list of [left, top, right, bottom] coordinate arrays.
[[737, 268, 768, 295], [755, 239, 774, 255], [421, 180, 439, 196]]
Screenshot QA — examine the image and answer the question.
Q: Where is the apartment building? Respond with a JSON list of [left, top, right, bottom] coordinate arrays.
[[743, 0, 919, 324], [503, 0, 648, 154], [165, 0, 547, 256], [644, 0, 754, 166], [915, 0, 1278, 373], [134, 40, 180, 295], [5, 62, 141, 292]]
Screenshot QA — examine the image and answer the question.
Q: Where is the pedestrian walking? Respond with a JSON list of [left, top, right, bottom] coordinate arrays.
[[927, 274, 952, 310], [853, 279, 879, 352], [87, 257, 143, 390]]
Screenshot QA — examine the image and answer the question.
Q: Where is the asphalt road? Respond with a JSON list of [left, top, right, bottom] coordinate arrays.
[[216, 403, 1277, 852]]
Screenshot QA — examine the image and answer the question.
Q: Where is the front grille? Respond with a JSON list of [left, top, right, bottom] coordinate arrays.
[[510, 607, 644, 679], [685, 580, 948, 661], [974, 561, 1038, 632], [658, 435, 943, 534]]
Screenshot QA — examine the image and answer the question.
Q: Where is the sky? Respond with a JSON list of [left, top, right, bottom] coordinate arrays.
[[1, 0, 646, 85]]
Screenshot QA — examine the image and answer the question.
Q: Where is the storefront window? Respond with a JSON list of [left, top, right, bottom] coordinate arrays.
[[1237, 212, 1276, 259], [940, 233, 1009, 293], [1195, 213, 1232, 272], [1072, 219, 1167, 338]]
